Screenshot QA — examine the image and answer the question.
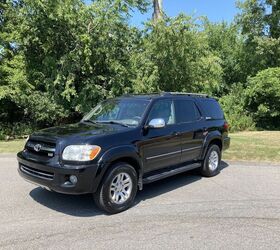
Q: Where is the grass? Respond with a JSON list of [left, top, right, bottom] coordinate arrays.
[[223, 131, 280, 163], [0, 131, 279, 163], [0, 139, 25, 154]]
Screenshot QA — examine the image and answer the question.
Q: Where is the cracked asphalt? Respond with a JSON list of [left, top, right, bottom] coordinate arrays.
[[0, 155, 280, 249]]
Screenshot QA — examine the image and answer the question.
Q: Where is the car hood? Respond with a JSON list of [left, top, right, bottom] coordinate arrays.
[[31, 122, 129, 139]]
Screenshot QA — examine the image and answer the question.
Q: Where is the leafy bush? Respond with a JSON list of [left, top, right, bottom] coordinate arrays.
[[0, 132, 5, 140], [0, 123, 35, 139], [219, 84, 255, 132], [245, 67, 280, 129]]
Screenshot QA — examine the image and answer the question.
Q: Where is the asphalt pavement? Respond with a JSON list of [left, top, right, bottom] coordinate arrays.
[[0, 154, 279, 250]]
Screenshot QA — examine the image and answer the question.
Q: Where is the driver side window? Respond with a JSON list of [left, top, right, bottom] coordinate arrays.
[[148, 100, 175, 125]]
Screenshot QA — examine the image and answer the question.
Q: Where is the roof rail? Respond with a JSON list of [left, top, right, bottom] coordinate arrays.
[[121, 92, 166, 97], [163, 92, 209, 98], [121, 92, 210, 98]]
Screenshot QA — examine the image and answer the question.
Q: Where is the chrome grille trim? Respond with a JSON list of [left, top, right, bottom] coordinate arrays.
[[25, 139, 56, 157], [20, 165, 54, 180]]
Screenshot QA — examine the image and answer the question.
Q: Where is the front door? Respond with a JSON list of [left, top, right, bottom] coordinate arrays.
[[141, 99, 181, 173]]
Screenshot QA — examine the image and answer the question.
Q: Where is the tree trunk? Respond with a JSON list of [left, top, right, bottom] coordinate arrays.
[[152, 0, 163, 22]]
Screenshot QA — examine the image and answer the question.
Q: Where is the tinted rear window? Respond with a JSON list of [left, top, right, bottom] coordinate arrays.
[[175, 100, 201, 123], [200, 99, 224, 119]]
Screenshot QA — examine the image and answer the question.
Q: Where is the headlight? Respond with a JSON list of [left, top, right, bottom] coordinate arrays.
[[62, 145, 101, 161]]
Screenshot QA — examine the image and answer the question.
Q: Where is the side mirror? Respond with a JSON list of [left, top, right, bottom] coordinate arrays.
[[148, 118, 166, 129]]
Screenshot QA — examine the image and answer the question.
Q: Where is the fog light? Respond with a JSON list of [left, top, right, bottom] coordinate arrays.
[[69, 175, 77, 184]]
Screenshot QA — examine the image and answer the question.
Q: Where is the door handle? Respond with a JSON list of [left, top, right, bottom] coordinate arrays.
[[172, 132, 181, 136], [203, 127, 208, 136]]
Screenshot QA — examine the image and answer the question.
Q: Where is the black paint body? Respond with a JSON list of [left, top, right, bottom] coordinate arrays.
[[17, 93, 230, 194]]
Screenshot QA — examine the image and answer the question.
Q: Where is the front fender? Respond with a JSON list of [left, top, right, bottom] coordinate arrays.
[[91, 145, 142, 193]]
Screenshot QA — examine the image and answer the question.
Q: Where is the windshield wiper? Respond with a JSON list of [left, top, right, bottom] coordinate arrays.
[[96, 120, 130, 127], [82, 120, 98, 125]]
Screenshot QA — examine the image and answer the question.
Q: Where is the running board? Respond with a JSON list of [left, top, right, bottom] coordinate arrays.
[[142, 163, 201, 184]]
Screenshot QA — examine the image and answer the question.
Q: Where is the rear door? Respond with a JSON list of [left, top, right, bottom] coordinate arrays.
[[174, 99, 204, 163]]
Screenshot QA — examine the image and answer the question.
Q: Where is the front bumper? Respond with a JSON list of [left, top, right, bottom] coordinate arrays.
[[17, 152, 99, 194]]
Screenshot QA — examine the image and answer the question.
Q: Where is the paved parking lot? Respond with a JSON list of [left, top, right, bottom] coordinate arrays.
[[0, 155, 280, 249]]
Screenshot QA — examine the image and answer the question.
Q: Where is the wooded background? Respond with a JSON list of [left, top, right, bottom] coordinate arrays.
[[0, 0, 279, 138]]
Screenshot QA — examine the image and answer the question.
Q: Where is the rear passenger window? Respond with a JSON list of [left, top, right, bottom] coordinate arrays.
[[201, 99, 224, 119], [175, 100, 201, 123]]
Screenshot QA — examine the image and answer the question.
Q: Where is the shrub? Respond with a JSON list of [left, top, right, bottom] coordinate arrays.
[[245, 67, 280, 129], [0, 123, 35, 139], [219, 84, 255, 132]]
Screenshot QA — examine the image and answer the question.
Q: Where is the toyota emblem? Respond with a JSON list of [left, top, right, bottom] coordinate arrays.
[[34, 144, 42, 152]]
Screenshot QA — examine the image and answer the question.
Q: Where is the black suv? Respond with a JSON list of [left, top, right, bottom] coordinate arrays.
[[17, 93, 230, 214]]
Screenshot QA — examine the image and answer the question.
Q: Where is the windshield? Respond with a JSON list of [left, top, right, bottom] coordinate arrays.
[[82, 98, 150, 126]]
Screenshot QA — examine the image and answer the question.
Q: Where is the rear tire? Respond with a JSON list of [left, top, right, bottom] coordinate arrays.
[[93, 162, 138, 214], [200, 144, 221, 177]]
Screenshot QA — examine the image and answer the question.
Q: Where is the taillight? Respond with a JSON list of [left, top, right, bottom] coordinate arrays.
[[224, 122, 229, 131]]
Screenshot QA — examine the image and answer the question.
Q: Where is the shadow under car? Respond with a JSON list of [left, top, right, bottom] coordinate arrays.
[[29, 161, 229, 216]]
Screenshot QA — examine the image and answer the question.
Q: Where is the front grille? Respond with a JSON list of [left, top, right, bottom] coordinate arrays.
[[25, 139, 56, 158], [20, 164, 54, 180]]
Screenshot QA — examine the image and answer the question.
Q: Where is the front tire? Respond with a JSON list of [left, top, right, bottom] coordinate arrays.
[[200, 144, 221, 177], [93, 162, 138, 214]]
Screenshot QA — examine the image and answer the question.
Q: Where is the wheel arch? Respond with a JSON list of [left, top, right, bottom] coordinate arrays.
[[108, 157, 141, 178], [92, 145, 143, 193], [209, 138, 222, 151], [201, 132, 223, 159]]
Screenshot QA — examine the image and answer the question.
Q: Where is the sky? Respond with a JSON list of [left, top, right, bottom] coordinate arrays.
[[129, 0, 240, 27]]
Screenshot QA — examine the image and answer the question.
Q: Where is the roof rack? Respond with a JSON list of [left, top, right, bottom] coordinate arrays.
[[121, 92, 210, 98], [121, 92, 162, 97], [162, 92, 209, 98]]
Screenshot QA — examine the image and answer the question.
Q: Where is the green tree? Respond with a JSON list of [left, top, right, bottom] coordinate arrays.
[[245, 67, 280, 129], [203, 21, 246, 93], [131, 15, 223, 95], [1, 0, 148, 129], [1, 0, 280, 136], [236, 0, 280, 75], [237, 0, 280, 38]]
